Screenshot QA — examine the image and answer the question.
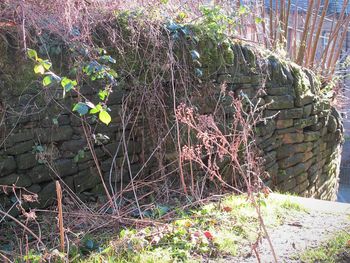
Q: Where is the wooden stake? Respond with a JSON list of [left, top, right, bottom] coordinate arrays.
[[56, 181, 65, 253]]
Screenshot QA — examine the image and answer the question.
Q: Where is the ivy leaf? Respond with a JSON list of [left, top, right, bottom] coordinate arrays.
[[90, 104, 102, 114], [239, 5, 247, 15], [108, 69, 118, 78], [98, 90, 108, 100], [27, 49, 38, 60], [42, 76, 52, 86], [85, 239, 95, 250], [255, 17, 263, 24], [42, 60, 52, 70], [61, 77, 76, 91], [190, 50, 200, 60], [73, 102, 89, 115], [34, 64, 45, 74], [99, 110, 111, 125]]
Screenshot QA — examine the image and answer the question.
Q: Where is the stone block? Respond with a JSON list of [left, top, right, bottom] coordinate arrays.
[[7, 130, 34, 145], [60, 139, 87, 152], [298, 179, 309, 193], [278, 150, 311, 169], [266, 86, 294, 96], [0, 156, 17, 176], [27, 184, 41, 193], [263, 151, 276, 165], [327, 115, 338, 133], [5, 141, 34, 155], [16, 152, 36, 170], [266, 95, 294, 109], [278, 177, 297, 191], [266, 163, 278, 178], [276, 119, 293, 129], [265, 108, 303, 120], [304, 131, 320, 142], [29, 165, 51, 183], [303, 104, 313, 118], [108, 88, 125, 105], [74, 168, 100, 193], [276, 142, 313, 159], [55, 159, 78, 177], [37, 181, 56, 208], [282, 132, 304, 144], [1, 173, 31, 187], [34, 126, 73, 143], [296, 172, 308, 184], [294, 116, 318, 129]]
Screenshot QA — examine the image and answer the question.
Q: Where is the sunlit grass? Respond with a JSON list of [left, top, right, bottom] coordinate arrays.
[[299, 231, 350, 263]]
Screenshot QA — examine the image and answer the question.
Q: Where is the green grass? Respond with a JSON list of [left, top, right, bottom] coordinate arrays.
[[15, 194, 307, 263], [299, 231, 350, 263]]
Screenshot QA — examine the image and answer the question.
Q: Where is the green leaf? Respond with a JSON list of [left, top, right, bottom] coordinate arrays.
[[42, 76, 52, 86], [27, 49, 38, 60], [255, 17, 263, 24], [109, 69, 118, 78], [239, 5, 247, 15], [34, 64, 45, 74], [90, 104, 102, 114], [61, 77, 75, 91], [99, 110, 111, 125], [42, 60, 52, 70], [73, 102, 89, 115], [98, 90, 108, 100]]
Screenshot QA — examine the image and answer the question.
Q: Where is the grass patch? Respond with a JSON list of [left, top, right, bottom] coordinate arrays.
[[14, 194, 306, 263], [299, 231, 350, 263]]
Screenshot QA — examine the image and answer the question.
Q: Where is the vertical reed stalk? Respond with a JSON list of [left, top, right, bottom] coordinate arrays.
[[56, 181, 65, 253], [296, 0, 314, 65], [309, 0, 329, 67], [305, 0, 321, 66]]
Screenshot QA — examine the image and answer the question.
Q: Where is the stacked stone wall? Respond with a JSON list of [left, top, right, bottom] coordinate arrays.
[[0, 38, 343, 210]]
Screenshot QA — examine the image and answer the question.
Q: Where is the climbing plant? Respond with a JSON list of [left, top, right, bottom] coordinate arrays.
[[27, 47, 117, 125]]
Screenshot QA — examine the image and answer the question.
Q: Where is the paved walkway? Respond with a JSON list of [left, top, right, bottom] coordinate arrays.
[[337, 140, 350, 203], [234, 194, 350, 263]]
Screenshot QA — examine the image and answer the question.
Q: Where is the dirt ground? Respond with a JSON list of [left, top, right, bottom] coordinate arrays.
[[213, 194, 350, 263]]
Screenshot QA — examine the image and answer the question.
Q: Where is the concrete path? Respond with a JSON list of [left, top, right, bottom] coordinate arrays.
[[337, 140, 350, 203], [238, 193, 350, 263]]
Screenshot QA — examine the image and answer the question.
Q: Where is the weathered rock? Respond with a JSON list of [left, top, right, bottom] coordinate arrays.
[[303, 104, 313, 118], [304, 131, 320, 142], [327, 115, 338, 133], [266, 86, 294, 96], [74, 168, 100, 193], [279, 153, 305, 169], [276, 119, 293, 129], [34, 126, 73, 143], [60, 139, 87, 153], [266, 95, 294, 109], [294, 116, 318, 129], [16, 152, 37, 170], [265, 108, 303, 119], [5, 140, 34, 155], [7, 130, 34, 145], [0, 156, 17, 176], [276, 142, 314, 160], [282, 132, 304, 144], [1, 173, 31, 187]]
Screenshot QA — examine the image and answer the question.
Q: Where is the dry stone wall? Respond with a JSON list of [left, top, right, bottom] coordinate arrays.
[[0, 38, 343, 211]]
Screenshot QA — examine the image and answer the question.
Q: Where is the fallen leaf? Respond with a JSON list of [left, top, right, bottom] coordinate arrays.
[[203, 231, 214, 240], [222, 206, 232, 212]]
